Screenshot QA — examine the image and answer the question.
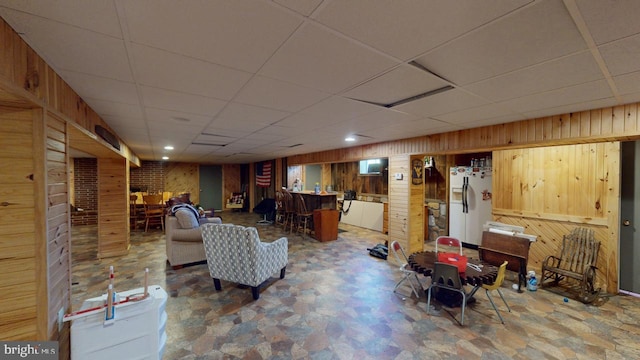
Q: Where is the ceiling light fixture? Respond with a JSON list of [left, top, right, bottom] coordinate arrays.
[[164, 145, 174, 150], [162, 156, 169, 160], [345, 136, 356, 142]]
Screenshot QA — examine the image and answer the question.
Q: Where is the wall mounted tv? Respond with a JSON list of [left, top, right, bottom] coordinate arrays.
[[359, 158, 387, 175]]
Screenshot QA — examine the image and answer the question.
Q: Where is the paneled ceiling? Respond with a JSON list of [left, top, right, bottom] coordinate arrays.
[[1, 0, 639, 163]]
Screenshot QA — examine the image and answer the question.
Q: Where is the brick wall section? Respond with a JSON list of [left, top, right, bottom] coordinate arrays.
[[72, 158, 98, 225], [130, 161, 164, 193]]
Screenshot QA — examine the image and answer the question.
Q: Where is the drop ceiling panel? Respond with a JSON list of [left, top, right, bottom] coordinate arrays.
[[234, 75, 330, 112], [394, 88, 488, 118], [342, 65, 450, 105], [614, 71, 640, 95], [84, 98, 144, 119], [216, 102, 290, 125], [274, 0, 323, 16], [259, 23, 398, 93], [131, 44, 252, 100], [0, 9, 132, 81], [523, 97, 618, 119], [122, 1, 302, 73], [295, 96, 381, 123], [0, 0, 122, 37], [326, 109, 419, 135], [313, 0, 532, 61], [576, 0, 640, 45], [499, 79, 614, 114], [140, 86, 227, 117], [415, 0, 587, 85], [433, 103, 522, 125], [598, 34, 640, 76], [58, 70, 138, 105], [464, 51, 603, 102]]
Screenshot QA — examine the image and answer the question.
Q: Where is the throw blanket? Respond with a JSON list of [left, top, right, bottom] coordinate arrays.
[[170, 203, 201, 219]]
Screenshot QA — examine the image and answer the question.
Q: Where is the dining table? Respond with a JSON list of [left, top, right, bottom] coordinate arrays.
[[408, 250, 499, 305]]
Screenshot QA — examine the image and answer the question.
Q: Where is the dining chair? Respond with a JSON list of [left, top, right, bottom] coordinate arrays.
[[390, 241, 422, 298], [143, 194, 165, 232], [426, 261, 468, 325], [293, 193, 313, 238], [129, 194, 143, 230], [482, 260, 511, 324], [435, 236, 463, 255]]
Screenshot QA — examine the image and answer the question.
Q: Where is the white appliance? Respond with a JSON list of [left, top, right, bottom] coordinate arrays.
[[449, 166, 492, 246], [71, 285, 167, 360]]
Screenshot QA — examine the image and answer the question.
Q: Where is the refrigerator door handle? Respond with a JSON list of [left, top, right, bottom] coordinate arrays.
[[462, 177, 469, 213]]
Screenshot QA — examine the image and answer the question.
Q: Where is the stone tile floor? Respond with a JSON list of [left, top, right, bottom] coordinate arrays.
[[71, 211, 640, 359]]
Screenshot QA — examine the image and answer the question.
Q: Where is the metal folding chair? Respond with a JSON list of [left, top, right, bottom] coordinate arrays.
[[390, 241, 423, 298]]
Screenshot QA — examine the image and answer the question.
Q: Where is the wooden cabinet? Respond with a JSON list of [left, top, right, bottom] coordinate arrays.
[[383, 202, 388, 234]]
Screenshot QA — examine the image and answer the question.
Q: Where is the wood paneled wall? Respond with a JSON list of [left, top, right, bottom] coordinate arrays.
[[493, 143, 619, 292], [388, 155, 409, 250], [223, 164, 241, 204], [0, 109, 39, 340], [45, 113, 71, 353], [97, 157, 129, 258], [330, 162, 388, 195], [164, 162, 199, 204]]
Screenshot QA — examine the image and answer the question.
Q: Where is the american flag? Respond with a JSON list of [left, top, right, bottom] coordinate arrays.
[[256, 161, 272, 187]]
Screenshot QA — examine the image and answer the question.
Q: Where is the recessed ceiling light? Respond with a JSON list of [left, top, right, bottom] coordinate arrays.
[[345, 136, 356, 142], [162, 156, 169, 160], [164, 146, 174, 150]]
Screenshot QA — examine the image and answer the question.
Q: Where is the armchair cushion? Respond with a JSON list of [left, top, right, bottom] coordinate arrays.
[[201, 223, 288, 298], [174, 209, 199, 229]]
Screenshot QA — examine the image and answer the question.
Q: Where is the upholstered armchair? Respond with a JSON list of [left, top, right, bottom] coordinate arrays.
[[165, 205, 222, 269], [201, 223, 288, 300]]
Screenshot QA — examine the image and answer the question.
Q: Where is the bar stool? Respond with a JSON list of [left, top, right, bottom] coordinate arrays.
[[293, 193, 313, 238]]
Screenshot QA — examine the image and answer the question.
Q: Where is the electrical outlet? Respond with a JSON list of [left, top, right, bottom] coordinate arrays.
[[57, 307, 65, 332]]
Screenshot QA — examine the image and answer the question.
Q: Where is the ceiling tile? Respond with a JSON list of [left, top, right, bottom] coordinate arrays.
[[465, 51, 604, 102], [599, 33, 640, 76], [576, 0, 640, 45], [394, 88, 488, 117], [415, 0, 587, 85], [314, 0, 532, 60], [0, 9, 132, 81], [259, 22, 398, 93], [0, 0, 122, 37], [140, 86, 227, 117], [84, 98, 143, 119], [216, 102, 290, 125], [342, 65, 450, 105], [274, 0, 323, 16], [122, 0, 302, 73], [613, 71, 640, 95], [233, 75, 330, 112], [499, 79, 614, 114], [58, 70, 138, 105], [433, 103, 523, 125], [131, 44, 252, 100]]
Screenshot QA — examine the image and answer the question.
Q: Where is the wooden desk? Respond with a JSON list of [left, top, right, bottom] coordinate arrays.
[[478, 231, 532, 293]]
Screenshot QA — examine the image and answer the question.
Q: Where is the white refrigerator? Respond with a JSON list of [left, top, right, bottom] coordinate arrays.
[[449, 166, 492, 246]]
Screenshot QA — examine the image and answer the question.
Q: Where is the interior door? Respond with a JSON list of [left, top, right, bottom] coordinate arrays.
[[199, 165, 222, 211], [620, 141, 640, 294]]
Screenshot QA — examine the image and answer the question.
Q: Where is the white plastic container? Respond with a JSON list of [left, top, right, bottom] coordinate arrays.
[[71, 285, 167, 360]]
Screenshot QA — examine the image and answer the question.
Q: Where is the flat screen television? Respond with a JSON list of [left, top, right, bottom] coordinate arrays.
[[359, 158, 387, 175]]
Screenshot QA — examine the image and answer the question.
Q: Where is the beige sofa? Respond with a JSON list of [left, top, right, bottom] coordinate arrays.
[[165, 214, 222, 269]]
